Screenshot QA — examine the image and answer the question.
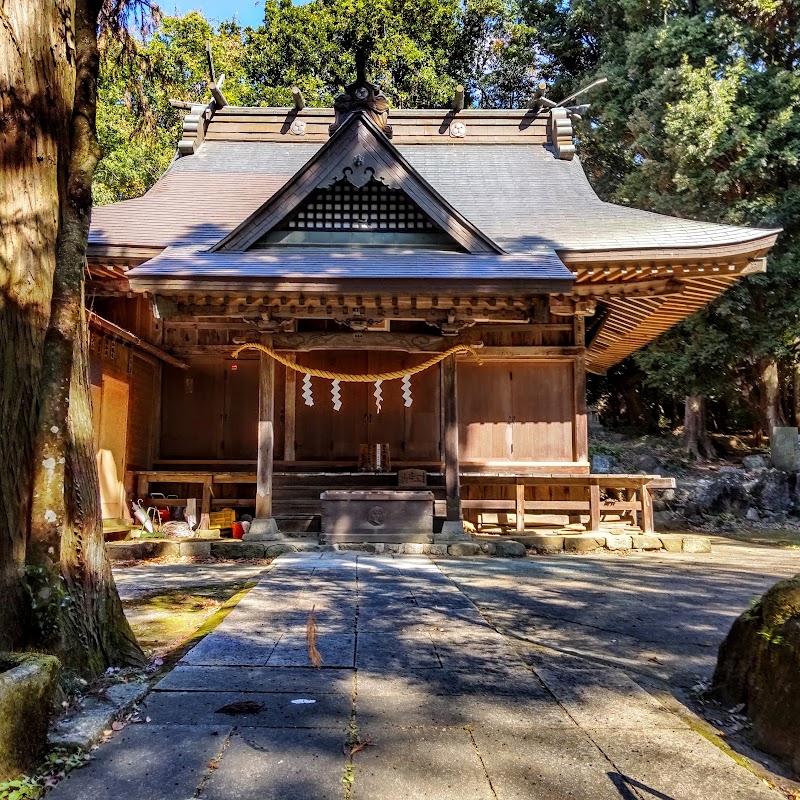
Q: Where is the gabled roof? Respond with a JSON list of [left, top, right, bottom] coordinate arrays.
[[87, 104, 780, 369], [213, 110, 501, 255]]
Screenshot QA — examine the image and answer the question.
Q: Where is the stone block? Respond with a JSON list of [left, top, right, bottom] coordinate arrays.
[[155, 540, 181, 558], [180, 541, 211, 559], [493, 540, 527, 558], [371, 542, 385, 554], [771, 427, 800, 471], [742, 454, 768, 471], [386, 543, 401, 553], [210, 542, 266, 560], [105, 541, 157, 561], [265, 543, 298, 557], [243, 517, 282, 541], [658, 536, 683, 553], [564, 536, 605, 553], [603, 534, 632, 551], [682, 536, 711, 553], [429, 544, 448, 556], [335, 543, 375, 552], [401, 542, 426, 554], [0, 653, 60, 780], [447, 542, 480, 557], [526, 536, 564, 554], [630, 536, 662, 551]]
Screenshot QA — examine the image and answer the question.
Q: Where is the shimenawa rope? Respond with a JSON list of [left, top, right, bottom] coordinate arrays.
[[231, 343, 482, 382]]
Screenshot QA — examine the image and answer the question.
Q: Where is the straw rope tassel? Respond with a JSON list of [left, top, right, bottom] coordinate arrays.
[[231, 343, 482, 381]]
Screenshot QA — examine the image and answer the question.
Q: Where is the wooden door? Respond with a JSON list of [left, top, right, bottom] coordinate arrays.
[[457, 361, 512, 461], [510, 361, 575, 461], [366, 353, 440, 461], [219, 358, 284, 460], [160, 358, 225, 459], [294, 351, 369, 461]]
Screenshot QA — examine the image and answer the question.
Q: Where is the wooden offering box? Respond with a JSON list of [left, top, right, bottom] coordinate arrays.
[[320, 490, 434, 543]]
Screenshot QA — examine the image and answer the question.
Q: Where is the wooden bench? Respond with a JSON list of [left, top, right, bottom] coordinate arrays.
[[460, 473, 676, 534]]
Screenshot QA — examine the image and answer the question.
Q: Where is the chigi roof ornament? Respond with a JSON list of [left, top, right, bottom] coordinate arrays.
[[330, 49, 393, 138]]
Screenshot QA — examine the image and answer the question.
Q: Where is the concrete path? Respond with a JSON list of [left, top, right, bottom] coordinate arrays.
[[49, 552, 783, 800], [437, 538, 800, 687]]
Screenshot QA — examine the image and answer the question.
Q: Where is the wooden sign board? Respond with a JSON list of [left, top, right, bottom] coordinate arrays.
[[398, 468, 427, 487]]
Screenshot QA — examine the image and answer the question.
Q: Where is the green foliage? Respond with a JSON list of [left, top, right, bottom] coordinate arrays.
[[0, 749, 92, 799], [94, 2, 535, 203], [0, 777, 41, 800], [524, 0, 800, 429]]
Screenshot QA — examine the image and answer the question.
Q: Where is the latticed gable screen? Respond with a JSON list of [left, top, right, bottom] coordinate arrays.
[[253, 178, 459, 248], [284, 179, 436, 232]]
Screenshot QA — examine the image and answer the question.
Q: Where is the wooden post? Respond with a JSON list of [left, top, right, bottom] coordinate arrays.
[[588, 482, 601, 533], [284, 353, 296, 462], [441, 356, 461, 522], [515, 482, 526, 532], [256, 334, 275, 519], [641, 484, 655, 534], [200, 475, 212, 529], [574, 355, 588, 465]]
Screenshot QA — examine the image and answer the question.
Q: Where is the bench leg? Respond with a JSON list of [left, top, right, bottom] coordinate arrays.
[[589, 484, 601, 533], [641, 486, 655, 534], [515, 483, 526, 533]]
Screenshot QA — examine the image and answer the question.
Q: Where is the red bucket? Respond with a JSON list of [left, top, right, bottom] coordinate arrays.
[[231, 522, 244, 540]]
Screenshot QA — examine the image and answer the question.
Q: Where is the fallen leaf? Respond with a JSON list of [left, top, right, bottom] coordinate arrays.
[[111, 721, 124, 731]]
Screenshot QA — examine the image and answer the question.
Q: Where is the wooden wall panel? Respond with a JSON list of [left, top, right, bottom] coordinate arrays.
[[125, 355, 156, 470], [511, 361, 575, 461], [367, 353, 440, 460], [457, 361, 512, 460], [294, 352, 369, 461]]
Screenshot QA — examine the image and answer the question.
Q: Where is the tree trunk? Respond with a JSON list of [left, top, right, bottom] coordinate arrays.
[[683, 395, 716, 460], [760, 358, 786, 439], [26, 0, 144, 673], [0, 0, 76, 650]]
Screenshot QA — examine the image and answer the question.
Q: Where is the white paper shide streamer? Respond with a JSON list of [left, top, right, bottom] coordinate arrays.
[[331, 379, 342, 411], [373, 380, 383, 413], [302, 373, 314, 407], [401, 374, 412, 408]]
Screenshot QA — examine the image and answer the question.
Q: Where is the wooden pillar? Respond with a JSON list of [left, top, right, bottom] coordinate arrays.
[[641, 484, 655, 534], [441, 355, 461, 522], [284, 353, 296, 462], [574, 354, 588, 465], [256, 334, 275, 519]]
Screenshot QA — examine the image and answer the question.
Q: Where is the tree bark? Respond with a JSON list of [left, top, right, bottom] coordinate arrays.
[[26, 0, 144, 673], [0, 0, 76, 650], [760, 358, 786, 437], [683, 395, 716, 460]]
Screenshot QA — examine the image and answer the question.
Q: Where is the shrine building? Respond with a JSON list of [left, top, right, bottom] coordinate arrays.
[[86, 68, 779, 545]]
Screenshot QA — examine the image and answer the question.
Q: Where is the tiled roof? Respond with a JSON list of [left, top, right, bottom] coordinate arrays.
[[90, 135, 777, 257]]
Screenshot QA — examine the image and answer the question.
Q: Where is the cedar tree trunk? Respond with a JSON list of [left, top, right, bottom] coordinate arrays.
[[683, 395, 716, 460], [26, 0, 144, 673], [0, 0, 76, 650]]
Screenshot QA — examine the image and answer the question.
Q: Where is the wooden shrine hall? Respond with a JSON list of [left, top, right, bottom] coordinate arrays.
[[85, 67, 779, 543]]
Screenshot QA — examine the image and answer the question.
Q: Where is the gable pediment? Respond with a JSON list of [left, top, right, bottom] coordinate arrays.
[[212, 111, 502, 254]]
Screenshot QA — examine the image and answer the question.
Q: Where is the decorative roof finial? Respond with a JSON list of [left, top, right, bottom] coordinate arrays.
[[329, 47, 392, 138]]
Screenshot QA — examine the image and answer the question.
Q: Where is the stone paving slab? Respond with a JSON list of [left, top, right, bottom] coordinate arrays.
[[471, 726, 624, 800], [356, 691, 575, 730], [356, 632, 441, 670], [267, 634, 355, 668], [350, 727, 494, 800], [156, 666, 355, 694], [355, 666, 549, 697], [591, 727, 780, 800], [46, 725, 230, 800], [201, 728, 347, 800], [179, 632, 278, 667], [534, 666, 685, 730], [143, 690, 352, 728]]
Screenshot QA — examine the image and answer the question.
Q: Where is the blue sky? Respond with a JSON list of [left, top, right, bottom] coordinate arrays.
[[162, 0, 312, 28]]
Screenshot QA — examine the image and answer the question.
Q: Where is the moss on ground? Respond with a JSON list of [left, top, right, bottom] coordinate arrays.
[[122, 583, 254, 659]]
